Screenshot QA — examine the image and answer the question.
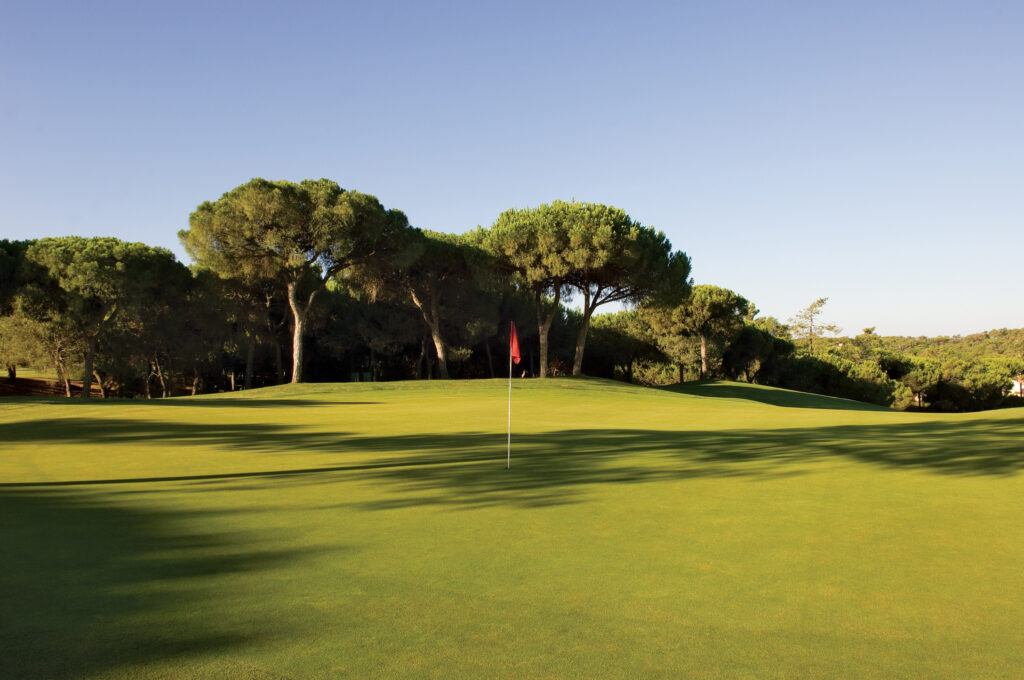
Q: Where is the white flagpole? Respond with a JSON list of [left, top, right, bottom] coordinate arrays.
[[507, 327, 513, 470]]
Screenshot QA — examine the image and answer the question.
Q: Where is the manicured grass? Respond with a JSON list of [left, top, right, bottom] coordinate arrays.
[[2, 378, 1023, 678]]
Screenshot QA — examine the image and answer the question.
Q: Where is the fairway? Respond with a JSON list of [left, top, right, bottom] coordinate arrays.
[[2, 379, 1023, 679]]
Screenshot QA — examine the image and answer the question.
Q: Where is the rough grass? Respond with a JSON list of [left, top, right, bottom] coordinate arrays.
[[2, 378, 1023, 679]]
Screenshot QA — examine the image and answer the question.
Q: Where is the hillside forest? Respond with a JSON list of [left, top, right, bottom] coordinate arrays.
[[2, 178, 1022, 412]]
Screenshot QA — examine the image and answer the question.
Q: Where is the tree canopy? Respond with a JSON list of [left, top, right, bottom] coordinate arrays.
[[20, 237, 185, 397], [789, 297, 841, 352], [559, 200, 691, 375], [382, 230, 496, 379], [645, 285, 751, 379], [181, 178, 412, 382], [486, 200, 689, 377], [486, 204, 573, 378], [0, 239, 29, 314]]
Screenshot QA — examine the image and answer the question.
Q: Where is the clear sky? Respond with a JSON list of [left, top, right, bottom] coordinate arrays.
[[2, 1, 1021, 337]]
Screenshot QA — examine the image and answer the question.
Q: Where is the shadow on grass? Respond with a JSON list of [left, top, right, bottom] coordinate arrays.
[[0, 397, 378, 408], [660, 381, 888, 411], [2, 414, 1022, 508], [342, 417, 1024, 508], [0, 418, 352, 448], [0, 490, 318, 679], [158, 398, 379, 408]]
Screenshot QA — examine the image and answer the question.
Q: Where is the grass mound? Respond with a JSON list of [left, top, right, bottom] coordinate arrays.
[[2, 378, 1023, 678], [663, 378, 891, 411]]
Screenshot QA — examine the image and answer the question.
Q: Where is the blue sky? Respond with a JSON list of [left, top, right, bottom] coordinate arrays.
[[2, 1, 1021, 336]]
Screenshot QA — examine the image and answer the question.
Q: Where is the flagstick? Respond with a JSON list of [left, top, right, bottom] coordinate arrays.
[[507, 337, 513, 470]]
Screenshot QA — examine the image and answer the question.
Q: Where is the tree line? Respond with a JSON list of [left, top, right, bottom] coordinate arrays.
[[0, 178, 690, 397], [2, 177, 1021, 412], [801, 323, 1024, 412], [624, 294, 1024, 412]]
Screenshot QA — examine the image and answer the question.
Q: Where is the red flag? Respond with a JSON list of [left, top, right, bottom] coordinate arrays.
[[509, 321, 521, 365]]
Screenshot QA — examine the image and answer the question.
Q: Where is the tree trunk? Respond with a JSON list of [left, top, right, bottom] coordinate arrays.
[[678, 363, 685, 384], [370, 347, 377, 382], [80, 336, 96, 399], [484, 338, 495, 379], [245, 339, 255, 390], [94, 371, 107, 399], [535, 288, 561, 378], [286, 282, 318, 384], [290, 312, 304, 383], [572, 315, 592, 376], [572, 291, 595, 376], [229, 370, 236, 392], [154, 357, 167, 398], [699, 334, 709, 379], [6, 364, 15, 381], [144, 365, 152, 399], [191, 370, 200, 396], [410, 287, 449, 379], [55, 354, 71, 397], [429, 326, 448, 379]]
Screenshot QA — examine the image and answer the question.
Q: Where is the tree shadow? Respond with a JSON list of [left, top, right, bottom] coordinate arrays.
[[0, 418, 353, 449], [660, 381, 888, 411], [340, 416, 1024, 509], [155, 398, 380, 408], [0, 490, 323, 679], [3, 415, 1022, 509], [0, 397, 378, 408]]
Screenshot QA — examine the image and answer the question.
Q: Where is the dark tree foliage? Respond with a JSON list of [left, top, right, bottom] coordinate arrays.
[[643, 285, 749, 380], [21, 237, 187, 398], [585, 311, 665, 382], [768, 353, 897, 407], [182, 178, 413, 383], [485, 201, 689, 378], [486, 205, 573, 378], [0, 240, 30, 315], [721, 324, 794, 384]]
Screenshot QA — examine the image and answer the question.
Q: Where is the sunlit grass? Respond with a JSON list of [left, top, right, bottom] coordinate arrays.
[[2, 378, 1023, 678]]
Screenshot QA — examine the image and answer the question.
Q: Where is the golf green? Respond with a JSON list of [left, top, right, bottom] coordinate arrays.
[[2, 378, 1022, 678]]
